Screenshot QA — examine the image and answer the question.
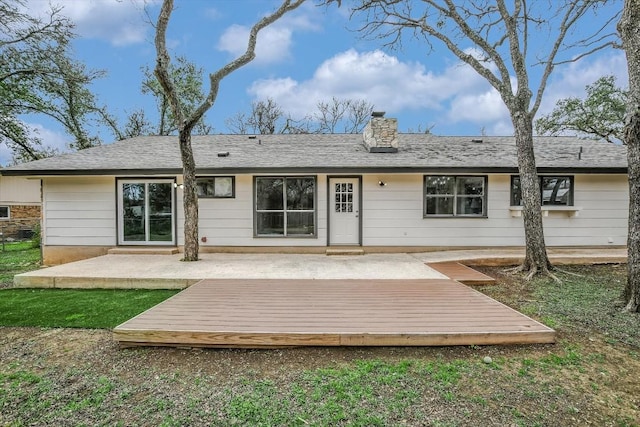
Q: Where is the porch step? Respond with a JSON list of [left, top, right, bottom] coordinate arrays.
[[108, 247, 179, 255], [326, 248, 365, 256]]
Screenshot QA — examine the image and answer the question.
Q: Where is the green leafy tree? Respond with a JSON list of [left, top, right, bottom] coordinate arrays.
[[536, 76, 627, 143], [0, 0, 104, 163], [142, 55, 212, 136], [154, 0, 305, 261]]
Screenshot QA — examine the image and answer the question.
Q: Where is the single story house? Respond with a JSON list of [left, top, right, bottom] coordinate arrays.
[[0, 175, 41, 239], [0, 115, 628, 265]]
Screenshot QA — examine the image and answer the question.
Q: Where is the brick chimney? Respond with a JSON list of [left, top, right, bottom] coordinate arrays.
[[363, 112, 398, 153]]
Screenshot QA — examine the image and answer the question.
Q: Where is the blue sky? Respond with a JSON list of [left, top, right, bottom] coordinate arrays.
[[3, 0, 627, 166]]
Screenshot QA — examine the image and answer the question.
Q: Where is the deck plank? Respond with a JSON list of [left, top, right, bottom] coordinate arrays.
[[113, 279, 554, 348], [427, 262, 496, 285]]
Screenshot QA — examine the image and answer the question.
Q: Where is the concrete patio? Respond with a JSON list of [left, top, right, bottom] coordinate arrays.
[[13, 247, 627, 289]]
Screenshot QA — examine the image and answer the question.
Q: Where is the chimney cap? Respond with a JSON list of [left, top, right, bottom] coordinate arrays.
[[371, 111, 386, 117]]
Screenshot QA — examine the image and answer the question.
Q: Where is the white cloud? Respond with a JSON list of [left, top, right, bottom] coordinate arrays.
[[26, 0, 157, 46], [0, 123, 69, 167], [248, 49, 489, 119], [218, 24, 295, 64], [27, 123, 71, 154], [539, 52, 628, 115], [216, 4, 320, 65]]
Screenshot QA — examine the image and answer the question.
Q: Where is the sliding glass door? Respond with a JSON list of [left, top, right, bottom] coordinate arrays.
[[118, 180, 175, 245]]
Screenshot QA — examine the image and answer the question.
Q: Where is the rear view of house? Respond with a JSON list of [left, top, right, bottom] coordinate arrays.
[[0, 115, 628, 265]]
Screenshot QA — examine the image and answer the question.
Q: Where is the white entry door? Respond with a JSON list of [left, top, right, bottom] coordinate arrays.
[[329, 177, 360, 245]]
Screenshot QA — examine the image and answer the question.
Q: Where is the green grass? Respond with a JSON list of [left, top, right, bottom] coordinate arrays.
[[0, 240, 177, 328], [0, 288, 178, 328], [524, 265, 640, 347], [0, 241, 41, 286]]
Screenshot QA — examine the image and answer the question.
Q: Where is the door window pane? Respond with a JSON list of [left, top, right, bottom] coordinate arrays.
[[148, 183, 173, 242], [122, 183, 145, 241]]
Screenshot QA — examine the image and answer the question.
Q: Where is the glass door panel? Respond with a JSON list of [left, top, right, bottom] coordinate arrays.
[[119, 180, 175, 245], [148, 183, 173, 242], [122, 183, 146, 242]]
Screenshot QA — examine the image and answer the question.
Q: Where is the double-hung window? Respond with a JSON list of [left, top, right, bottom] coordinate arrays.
[[255, 176, 316, 237], [424, 176, 487, 217], [511, 176, 574, 206]]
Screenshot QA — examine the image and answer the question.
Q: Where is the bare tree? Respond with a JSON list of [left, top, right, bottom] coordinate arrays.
[[315, 97, 374, 133], [154, 0, 304, 261], [340, 0, 619, 278], [226, 97, 373, 134], [618, 0, 640, 312]]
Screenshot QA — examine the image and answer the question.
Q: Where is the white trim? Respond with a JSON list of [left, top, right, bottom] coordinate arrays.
[[509, 206, 582, 218]]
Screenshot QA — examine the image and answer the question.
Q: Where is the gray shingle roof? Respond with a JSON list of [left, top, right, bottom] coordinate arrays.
[[0, 134, 628, 176]]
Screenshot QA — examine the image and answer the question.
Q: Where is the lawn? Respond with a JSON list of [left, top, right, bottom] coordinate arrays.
[[0, 241, 41, 286], [0, 241, 179, 328], [0, 254, 639, 426], [0, 288, 179, 328]]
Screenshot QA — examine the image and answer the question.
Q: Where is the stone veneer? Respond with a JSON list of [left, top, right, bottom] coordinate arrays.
[[0, 205, 41, 239], [362, 115, 398, 153]]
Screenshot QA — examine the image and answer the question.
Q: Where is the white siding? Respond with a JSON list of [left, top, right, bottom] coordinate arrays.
[[194, 174, 327, 247], [39, 172, 628, 249], [0, 176, 41, 205], [360, 174, 628, 247], [43, 176, 116, 246]]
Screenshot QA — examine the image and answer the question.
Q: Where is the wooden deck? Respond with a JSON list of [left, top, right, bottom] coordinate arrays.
[[427, 262, 496, 285], [113, 279, 555, 348]]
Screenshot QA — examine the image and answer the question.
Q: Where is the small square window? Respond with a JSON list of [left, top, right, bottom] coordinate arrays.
[[0, 206, 9, 220], [196, 177, 235, 198]]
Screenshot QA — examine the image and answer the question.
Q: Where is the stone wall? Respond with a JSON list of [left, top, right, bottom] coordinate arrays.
[[362, 115, 398, 153], [0, 205, 41, 239]]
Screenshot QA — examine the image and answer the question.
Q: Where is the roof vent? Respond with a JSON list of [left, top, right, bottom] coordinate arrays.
[[217, 152, 230, 157], [471, 139, 483, 143], [248, 135, 257, 139]]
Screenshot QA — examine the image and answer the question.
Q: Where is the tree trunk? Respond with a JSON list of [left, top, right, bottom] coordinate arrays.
[[619, 0, 640, 312], [178, 129, 199, 261], [625, 112, 640, 311], [513, 114, 552, 275]]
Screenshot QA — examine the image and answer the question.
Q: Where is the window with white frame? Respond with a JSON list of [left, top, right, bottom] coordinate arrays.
[[0, 206, 9, 220], [424, 176, 487, 217], [510, 176, 574, 206], [255, 176, 316, 236], [196, 176, 235, 198]]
